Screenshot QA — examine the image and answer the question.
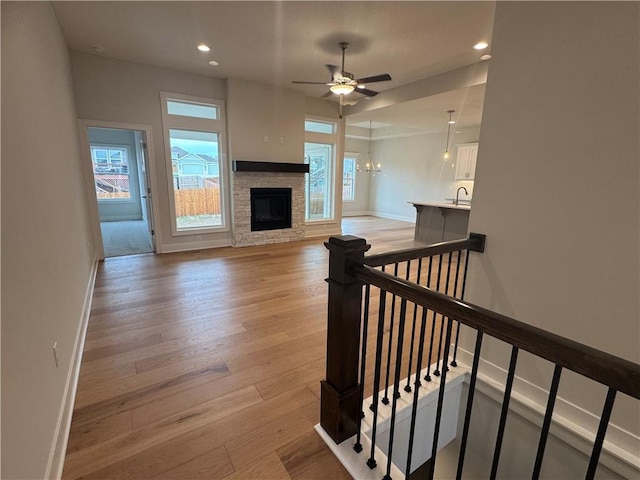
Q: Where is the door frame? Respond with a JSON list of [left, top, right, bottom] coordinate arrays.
[[78, 119, 161, 259]]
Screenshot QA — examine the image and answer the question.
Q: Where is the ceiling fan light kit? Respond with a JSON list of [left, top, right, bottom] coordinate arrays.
[[329, 84, 355, 95]]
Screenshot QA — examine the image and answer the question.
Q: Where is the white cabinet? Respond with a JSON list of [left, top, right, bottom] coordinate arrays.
[[455, 143, 478, 180]]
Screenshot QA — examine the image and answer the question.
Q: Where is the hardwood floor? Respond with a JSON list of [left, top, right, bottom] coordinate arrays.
[[63, 216, 416, 480]]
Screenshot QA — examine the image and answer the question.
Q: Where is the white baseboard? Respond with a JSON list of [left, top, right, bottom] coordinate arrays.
[[368, 211, 416, 223], [342, 210, 371, 217], [160, 238, 231, 253], [456, 348, 640, 478], [45, 257, 99, 480], [100, 215, 143, 222]]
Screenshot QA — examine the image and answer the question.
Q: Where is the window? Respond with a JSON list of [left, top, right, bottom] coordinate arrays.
[[90, 146, 131, 199], [162, 92, 227, 234], [305, 142, 333, 219], [167, 99, 218, 120], [343, 155, 357, 201], [304, 117, 338, 221], [304, 119, 335, 134]]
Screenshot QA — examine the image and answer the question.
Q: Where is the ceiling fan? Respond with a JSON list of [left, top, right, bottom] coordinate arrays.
[[292, 42, 392, 97]]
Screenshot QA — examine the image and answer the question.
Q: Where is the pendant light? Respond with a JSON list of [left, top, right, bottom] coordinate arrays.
[[357, 121, 382, 174], [443, 110, 455, 159]]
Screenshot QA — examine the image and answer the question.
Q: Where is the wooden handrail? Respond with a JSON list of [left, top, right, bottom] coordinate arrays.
[[352, 264, 640, 400], [363, 233, 486, 267]]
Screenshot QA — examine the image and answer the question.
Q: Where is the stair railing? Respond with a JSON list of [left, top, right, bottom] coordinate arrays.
[[321, 234, 640, 480]]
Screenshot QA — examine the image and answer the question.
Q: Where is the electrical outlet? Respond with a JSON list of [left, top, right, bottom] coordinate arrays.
[[263, 134, 269, 143], [53, 342, 60, 368], [279, 136, 284, 145]]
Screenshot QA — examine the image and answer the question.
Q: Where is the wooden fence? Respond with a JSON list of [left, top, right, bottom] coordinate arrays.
[[175, 188, 222, 216]]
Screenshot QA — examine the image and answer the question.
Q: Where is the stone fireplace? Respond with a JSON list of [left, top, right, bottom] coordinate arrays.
[[231, 161, 309, 247]]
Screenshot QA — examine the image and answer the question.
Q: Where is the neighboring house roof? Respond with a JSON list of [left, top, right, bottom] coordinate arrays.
[[171, 146, 189, 158]]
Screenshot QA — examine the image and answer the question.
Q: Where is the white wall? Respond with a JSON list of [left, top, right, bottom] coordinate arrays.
[[465, 1, 639, 471], [70, 52, 229, 251], [1, 3, 96, 478], [367, 128, 480, 221]]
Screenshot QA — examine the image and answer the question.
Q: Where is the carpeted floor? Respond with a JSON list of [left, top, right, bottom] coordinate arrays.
[[100, 220, 154, 257]]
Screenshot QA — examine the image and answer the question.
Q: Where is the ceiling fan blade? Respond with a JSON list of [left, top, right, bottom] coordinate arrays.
[[321, 91, 333, 99], [356, 87, 379, 97], [356, 73, 392, 83], [291, 81, 330, 85]]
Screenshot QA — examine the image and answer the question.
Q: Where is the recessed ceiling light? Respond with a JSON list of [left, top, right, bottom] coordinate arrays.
[[448, 119, 456, 124], [92, 45, 105, 54], [474, 42, 489, 50], [480, 54, 492, 61], [197, 44, 211, 52], [208, 60, 219, 66]]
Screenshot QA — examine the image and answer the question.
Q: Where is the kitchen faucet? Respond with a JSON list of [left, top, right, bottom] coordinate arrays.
[[455, 186, 468, 206]]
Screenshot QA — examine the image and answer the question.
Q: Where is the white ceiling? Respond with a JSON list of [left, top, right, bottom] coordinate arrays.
[[52, 1, 495, 131]]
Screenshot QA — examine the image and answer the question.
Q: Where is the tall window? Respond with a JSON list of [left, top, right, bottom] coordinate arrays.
[[90, 145, 131, 199], [343, 154, 357, 202], [161, 93, 227, 233], [304, 118, 337, 221]]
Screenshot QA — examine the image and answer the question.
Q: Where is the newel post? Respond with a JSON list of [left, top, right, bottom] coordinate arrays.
[[321, 235, 371, 443]]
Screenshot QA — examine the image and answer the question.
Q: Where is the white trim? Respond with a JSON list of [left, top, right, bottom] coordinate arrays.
[[160, 238, 231, 253], [314, 424, 405, 480], [99, 215, 145, 222], [456, 349, 640, 478], [369, 211, 416, 223], [77, 120, 161, 259], [45, 257, 98, 480]]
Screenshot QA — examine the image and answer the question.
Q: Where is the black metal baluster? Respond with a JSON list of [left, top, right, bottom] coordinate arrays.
[[531, 365, 563, 479], [367, 290, 387, 469], [382, 263, 400, 404], [404, 306, 429, 478], [585, 387, 617, 480], [383, 298, 408, 480], [426, 318, 454, 480], [431, 254, 445, 378], [451, 250, 472, 367], [490, 346, 519, 480], [354, 284, 372, 454], [456, 331, 484, 480], [434, 253, 454, 376], [424, 256, 438, 382], [404, 258, 423, 393], [449, 250, 464, 367]]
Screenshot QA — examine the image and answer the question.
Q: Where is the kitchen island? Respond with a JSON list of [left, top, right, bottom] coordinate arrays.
[[410, 201, 471, 244]]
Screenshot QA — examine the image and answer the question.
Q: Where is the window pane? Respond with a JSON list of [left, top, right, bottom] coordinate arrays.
[[343, 157, 356, 201], [304, 120, 335, 134], [167, 99, 218, 120], [169, 129, 222, 230], [91, 146, 131, 200], [305, 142, 333, 220]]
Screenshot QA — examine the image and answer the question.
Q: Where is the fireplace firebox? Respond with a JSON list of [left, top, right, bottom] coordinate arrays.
[[250, 188, 292, 232]]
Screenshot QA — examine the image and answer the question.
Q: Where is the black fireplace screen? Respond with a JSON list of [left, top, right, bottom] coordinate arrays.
[[250, 188, 292, 232]]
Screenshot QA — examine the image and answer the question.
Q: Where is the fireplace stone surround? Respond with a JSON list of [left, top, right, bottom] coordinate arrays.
[[231, 161, 309, 247]]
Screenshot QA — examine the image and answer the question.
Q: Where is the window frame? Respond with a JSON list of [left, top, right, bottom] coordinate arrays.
[[160, 92, 229, 236]]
